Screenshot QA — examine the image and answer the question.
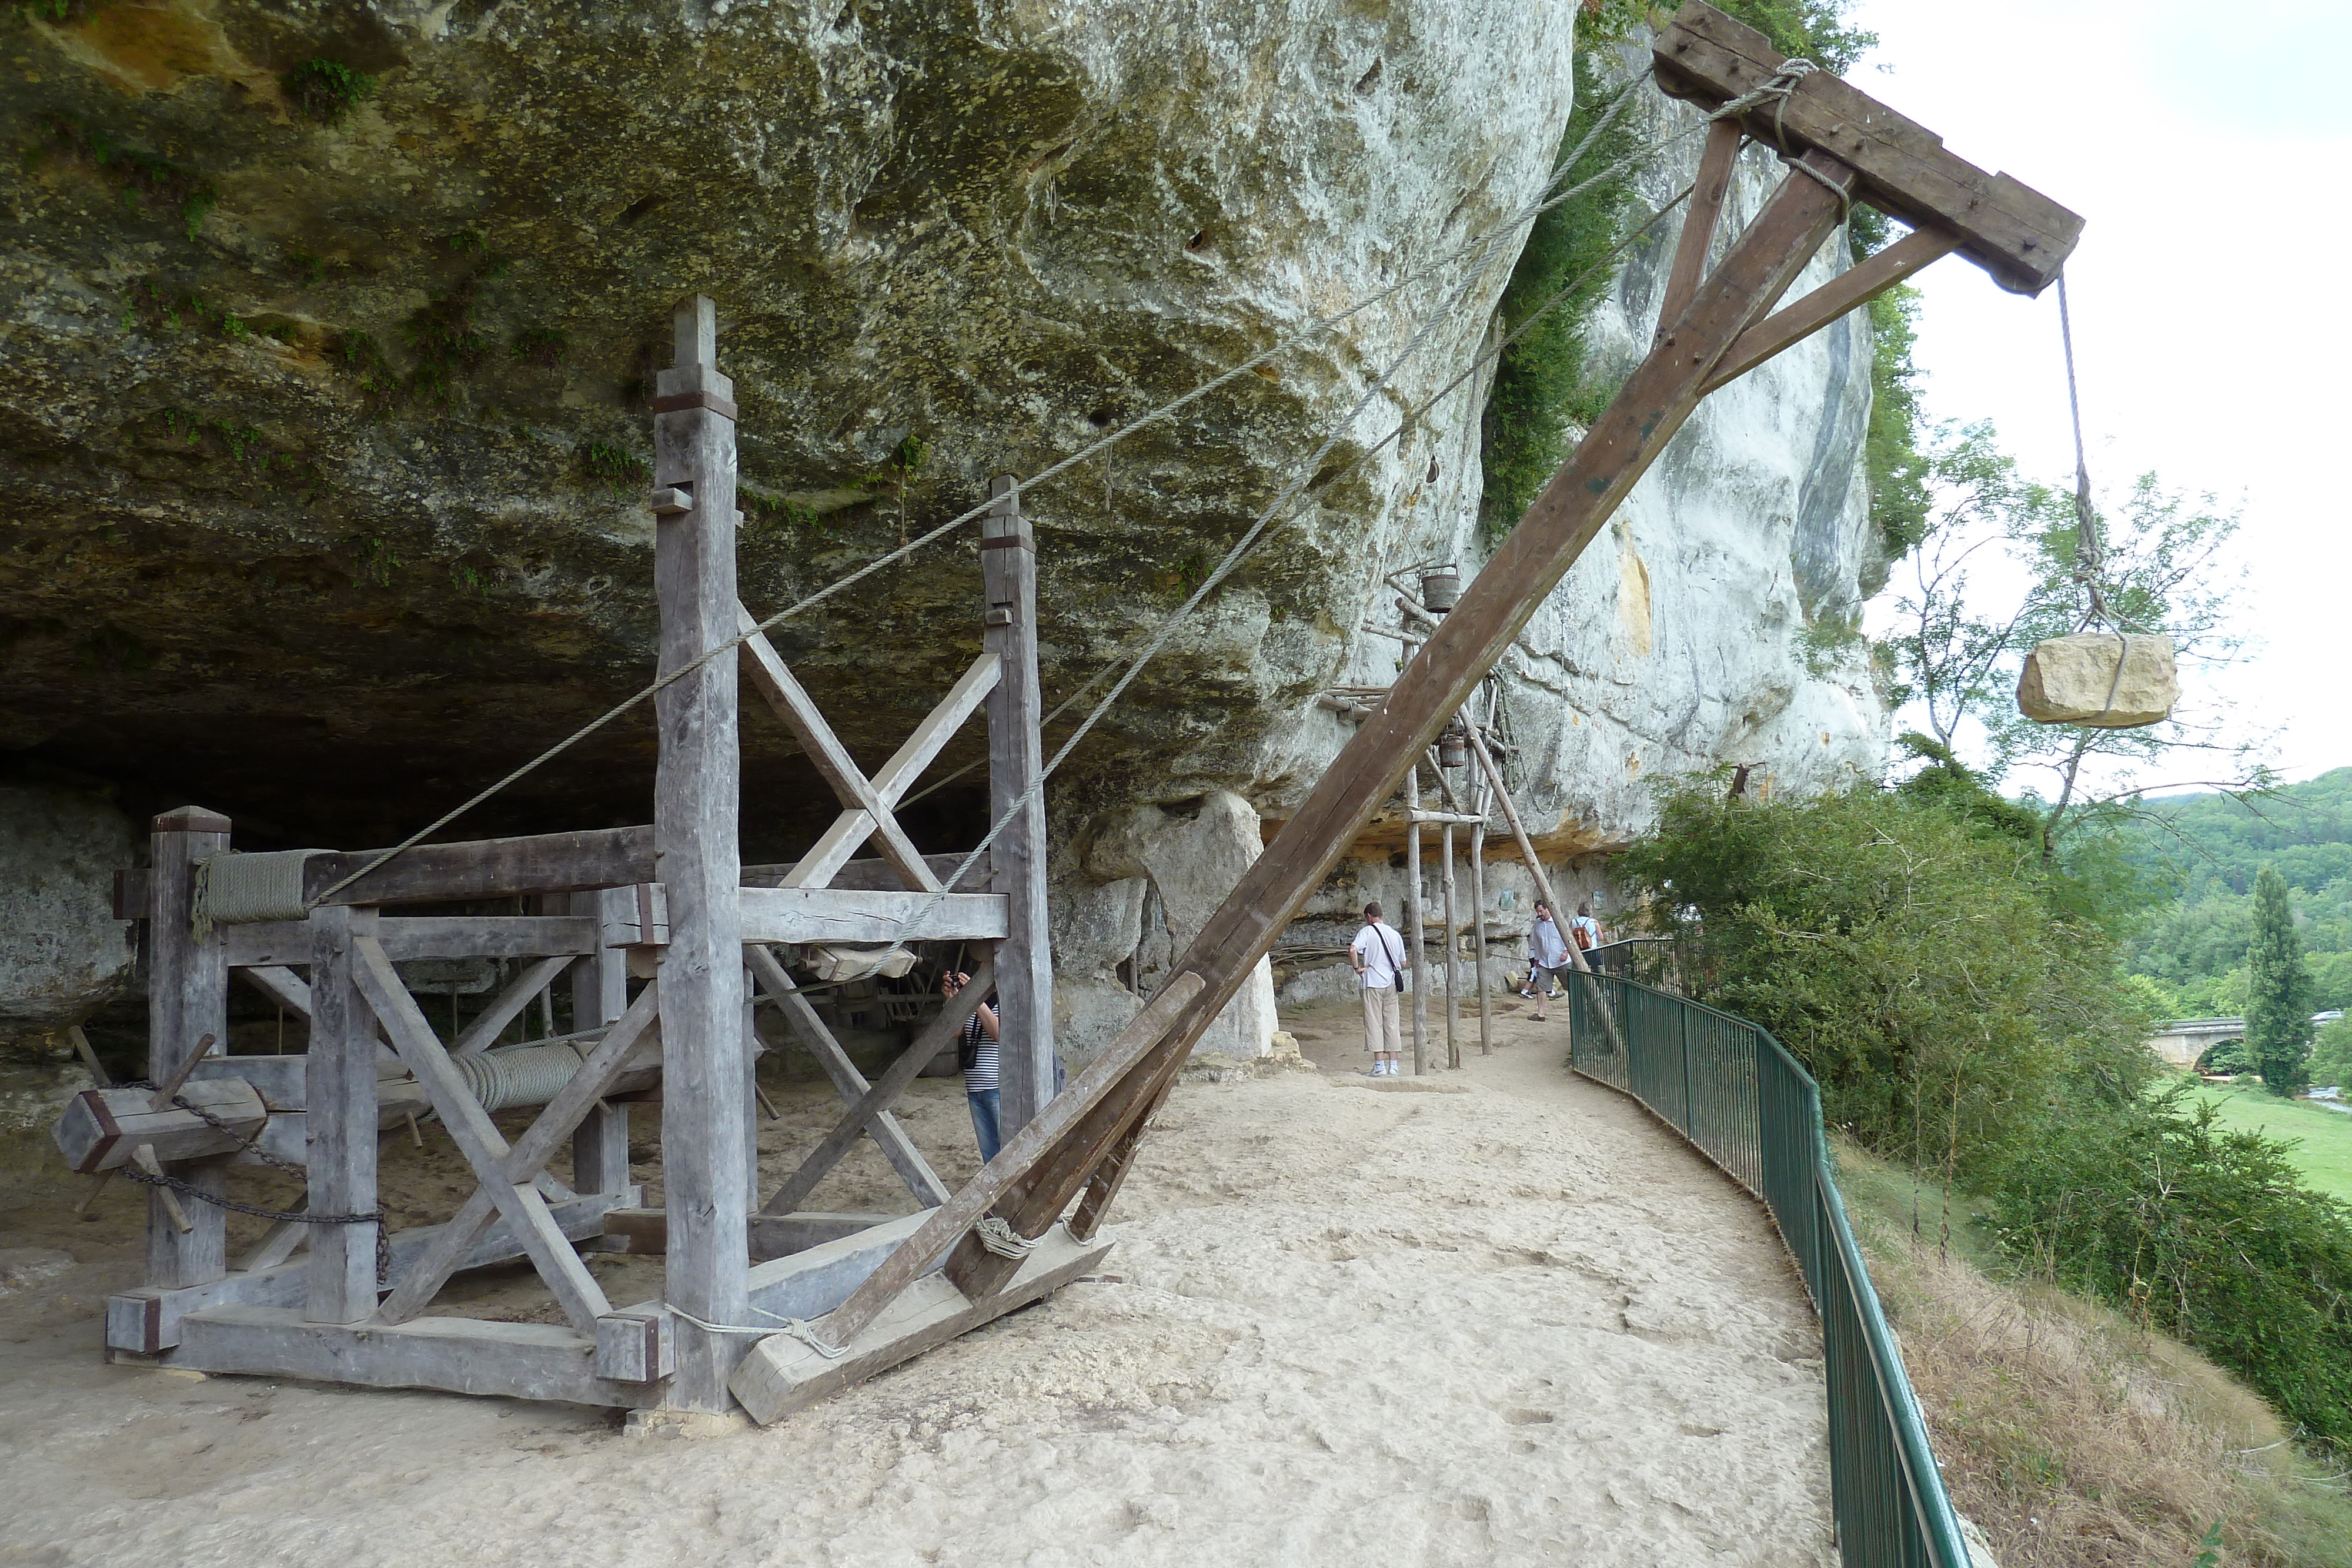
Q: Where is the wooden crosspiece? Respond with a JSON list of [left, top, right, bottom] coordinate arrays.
[[356, 942, 662, 1330], [744, 0, 2083, 1395]]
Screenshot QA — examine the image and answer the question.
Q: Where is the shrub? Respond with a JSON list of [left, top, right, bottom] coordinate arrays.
[[283, 58, 377, 125]]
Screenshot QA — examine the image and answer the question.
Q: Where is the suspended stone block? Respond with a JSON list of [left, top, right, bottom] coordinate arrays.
[[2016, 633, 2177, 728]]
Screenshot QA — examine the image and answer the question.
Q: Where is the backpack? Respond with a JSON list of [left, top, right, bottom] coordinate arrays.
[[1573, 920, 1593, 951]]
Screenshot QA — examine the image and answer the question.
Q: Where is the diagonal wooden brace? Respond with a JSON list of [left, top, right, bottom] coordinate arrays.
[[746, 944, 950, 1207], [820, 972, 1204, 1346], [760, 956, 996, 1217], [737, 604, 944, 893], [453, 954, 578, 1057], [786, 651, 1001, 892], [355, 940, 654, 1332]]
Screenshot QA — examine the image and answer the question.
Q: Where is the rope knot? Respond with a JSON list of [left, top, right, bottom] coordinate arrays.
[[974, 1215, 1040, 1259]]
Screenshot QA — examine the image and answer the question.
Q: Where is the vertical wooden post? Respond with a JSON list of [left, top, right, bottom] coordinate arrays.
[[652, 295, 749, 1412], [743, 969, 761, 1195], [1404, 764, 1427, 1076], [570, 887, 631, 1196], [1469, 696, 1492, 1058], [983, 475, 1055, 1134], [307, 902, 380, 1322], [1441, 820, 1459, 1070], [145, 806, 229, 1288]]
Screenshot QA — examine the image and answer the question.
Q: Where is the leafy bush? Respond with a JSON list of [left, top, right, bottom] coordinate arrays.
[[283, 58, 377, 125], [1614, 777, 2152, 1178], [2310, 1019, 2352, 1090], [1988, 1088, 2352, 1451]]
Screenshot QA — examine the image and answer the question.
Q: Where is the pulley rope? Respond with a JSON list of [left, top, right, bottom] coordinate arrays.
[[316, 63, 1809, 905]]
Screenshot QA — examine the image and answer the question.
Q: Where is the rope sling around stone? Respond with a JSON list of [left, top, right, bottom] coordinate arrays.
[[2014, 273, 2179, 730]]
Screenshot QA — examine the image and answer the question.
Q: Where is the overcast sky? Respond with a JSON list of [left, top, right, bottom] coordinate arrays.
[[1845, 0, 2349, 790]]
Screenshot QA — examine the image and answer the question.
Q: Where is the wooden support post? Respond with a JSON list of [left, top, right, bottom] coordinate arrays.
[[1655, 117, 1747, 343], [1441, 820, 1459, 1070], [1403, 762, 1426, 1076], [145, 807, 229, 1289], [1469, 703, 1492, 1057], [983, 476, 1055, 1135], [570, 888, 632, 1197], [306, 904, 380, 1323], [653, 294, 750, 1412]]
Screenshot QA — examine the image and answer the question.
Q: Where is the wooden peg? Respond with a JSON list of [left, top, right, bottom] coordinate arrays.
[[131, 1146, 193, 1232], [149, 1031, 216, 1111], [68, 1025, 112, 1089]]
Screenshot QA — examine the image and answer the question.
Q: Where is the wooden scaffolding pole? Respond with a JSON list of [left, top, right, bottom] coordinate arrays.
[[652, 295, 750, 1412], [983, 475, 1055, 1134], [145, 807, 229, 1290]]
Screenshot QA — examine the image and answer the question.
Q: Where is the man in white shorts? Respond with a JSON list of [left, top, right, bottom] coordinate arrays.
[[1350, 900, 1408, 1076]]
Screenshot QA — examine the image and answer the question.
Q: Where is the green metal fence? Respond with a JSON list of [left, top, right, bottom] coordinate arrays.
[[1568, 970, 1971, 1568]]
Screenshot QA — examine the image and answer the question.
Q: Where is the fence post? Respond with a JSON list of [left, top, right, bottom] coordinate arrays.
[[1679, 1002, 1695, 1137]]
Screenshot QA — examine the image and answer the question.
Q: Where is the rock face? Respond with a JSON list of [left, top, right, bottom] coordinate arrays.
[[2, 8, 1885, 1068], [0, 779, 138, 1050]]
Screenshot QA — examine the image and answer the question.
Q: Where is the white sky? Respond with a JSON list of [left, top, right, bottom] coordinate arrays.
[[1846, 0, 2350, 788]]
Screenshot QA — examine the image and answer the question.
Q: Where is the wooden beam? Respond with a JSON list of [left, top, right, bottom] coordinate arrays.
[[1654, 116, 1747, 342], [222, 917, 599, 968], [52, 1079, 266, 1172], [737, 887, 1009, 946], [306, 905, 382, 1323], [376, 979, 661, 1324], [602, 1208, 904, 1262], [303, 826, 656, 908], [786, 652, 1000, 891], [746, 945, 950, 1207], [823, 972, 1202, 1345], [730, 1226, 1112, 1425], [742, 852, 990, 892], [453, 955, 577, 1057], [145, 807, 230, 1290], [1652, 2, 2080, 295], [736, 610, 944, 894], [351, 935, 616, 1335], [166, 1308, 663, 1408], [760, 957, 995, 1218], [103, 1189, 632, 1353], [1702, 222, 1963, 394], [570, 888, 633, 1198], [652, 294, 752, 1413], [983, 476, 1056, 1135], [954, 152, 1861, 1295]]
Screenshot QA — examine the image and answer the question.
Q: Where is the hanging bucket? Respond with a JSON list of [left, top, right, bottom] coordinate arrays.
[[1420, 564, 1461, 614], [2016, 632, 2177, 728], [1438, 731, 1468, 769]]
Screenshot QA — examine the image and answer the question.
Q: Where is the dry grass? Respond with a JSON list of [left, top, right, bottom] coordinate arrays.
[[1835, 1141, 2352, 1568]]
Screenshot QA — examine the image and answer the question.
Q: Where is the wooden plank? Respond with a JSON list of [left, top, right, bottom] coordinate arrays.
[[760, 958, 995, 1218], [786, 652, 1000, 892], [982, 476, 1057, 1135], [570, 888, 633, 1197], [823, 972, 1201, 1345], [737, 887, 1008, 946], [350, 935, 614, 1334], [53, 1079, 266, 1172], [746, 945, 950, 1206], [1703, 222, 1963, 394], [736, 609, 943, 894], [220, 917, 598, 968], [957, 152, 1862, 1292], [235, 964, 311, 1019], [105, 1190, 632, 1352], [453, 955, 577, 1057], [376, 979, 661, 1324], [146, 807, 230, 1289], [1651, 2, 2080, 295], [303, 825, 656, 908], [1442, 821, 1460, 1070], [169, 1308, 663, 1409], [305, 904, 380, 1323], [652, 295, 753, 1413], [1654, 116, 1746, 342], [600, 1208, 905, 1262], [741, 852, 990, 892], [730, 1226, 1112, 1425]]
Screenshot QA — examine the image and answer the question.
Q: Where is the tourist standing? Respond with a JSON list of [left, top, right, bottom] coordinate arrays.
[[1525, 901, 1569, 1021], [943, 970, 1003, 1161], [1349, 901, 1408, 1076]]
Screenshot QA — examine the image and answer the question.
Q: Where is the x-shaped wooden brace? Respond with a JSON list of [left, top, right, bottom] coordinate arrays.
[[352, 936, 661, 1333], [737, 603, 1000, 893]]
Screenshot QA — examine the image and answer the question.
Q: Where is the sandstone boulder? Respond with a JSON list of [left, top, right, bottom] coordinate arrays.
[[2016, 633, 2177, 728]]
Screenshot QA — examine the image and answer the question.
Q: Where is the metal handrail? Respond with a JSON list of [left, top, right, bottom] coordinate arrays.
[[1568, 971, 1970, 1567]]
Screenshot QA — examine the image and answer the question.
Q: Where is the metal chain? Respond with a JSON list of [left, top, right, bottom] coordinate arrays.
[[119, 1081, 390, 1285]]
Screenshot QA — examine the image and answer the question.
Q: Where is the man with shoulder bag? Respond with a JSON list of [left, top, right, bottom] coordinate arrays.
[[1349, 901, 1409, 1077]]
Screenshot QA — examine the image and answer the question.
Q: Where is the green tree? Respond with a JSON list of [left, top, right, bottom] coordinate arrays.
[[2247, 863, 2316, 1096], [2309, 1017, 2352, 1090]]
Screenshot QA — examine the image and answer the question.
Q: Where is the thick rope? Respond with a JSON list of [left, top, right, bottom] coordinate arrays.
[[191, 850, 324, 938], [974, 1215, 1039, 1259]]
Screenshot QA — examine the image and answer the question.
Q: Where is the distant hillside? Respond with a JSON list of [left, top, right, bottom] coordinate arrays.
[[2124, 768, 2352, 1015]]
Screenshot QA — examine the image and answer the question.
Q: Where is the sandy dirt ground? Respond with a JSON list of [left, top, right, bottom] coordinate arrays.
[[0, 998, 1833, 1567]]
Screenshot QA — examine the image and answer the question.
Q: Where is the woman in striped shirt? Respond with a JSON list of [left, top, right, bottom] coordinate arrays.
[[941, 970, 1003, 1161]]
